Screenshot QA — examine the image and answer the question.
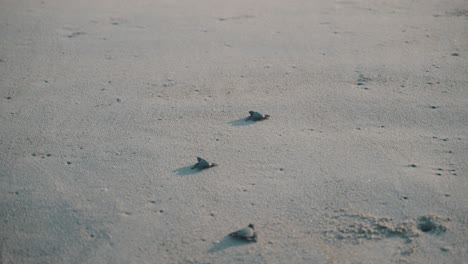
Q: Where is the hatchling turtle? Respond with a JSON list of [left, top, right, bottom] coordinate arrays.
[[229, 223, 257, 242], [191, 157, 217, 170], [246, 111, 270, 121]]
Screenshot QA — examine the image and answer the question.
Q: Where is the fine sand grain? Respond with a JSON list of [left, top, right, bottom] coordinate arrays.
[[1, 0, 467, 263]]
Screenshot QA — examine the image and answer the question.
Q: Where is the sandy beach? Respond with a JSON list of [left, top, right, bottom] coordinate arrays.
[[1, 0, 467, 263]]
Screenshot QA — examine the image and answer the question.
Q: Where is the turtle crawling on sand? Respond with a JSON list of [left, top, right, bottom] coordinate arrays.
[[246, 111, 270, 121], [191, 157, 217, 170], [229, 224, 257, 242]]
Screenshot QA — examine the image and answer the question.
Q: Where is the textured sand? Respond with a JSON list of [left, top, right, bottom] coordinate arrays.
[[1, 0, 467, 263]]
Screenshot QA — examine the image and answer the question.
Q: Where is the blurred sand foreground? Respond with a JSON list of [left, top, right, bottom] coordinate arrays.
[[1, 0, 467, 263]]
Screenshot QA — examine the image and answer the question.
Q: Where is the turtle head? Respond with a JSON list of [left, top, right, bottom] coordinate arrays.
[[248, 111, 255, 116], [196, 157, 203, 162], [248, 223, 255, 229]]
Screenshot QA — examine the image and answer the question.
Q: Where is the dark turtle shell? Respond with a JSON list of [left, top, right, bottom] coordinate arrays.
[[192, 157, 217, 169], [248, 111, 269, 121], [197, 157, 210, 168], [229, 224, 257, 242]]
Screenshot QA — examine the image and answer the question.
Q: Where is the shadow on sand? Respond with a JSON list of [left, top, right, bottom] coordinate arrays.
[[174, 165, 202, 176], [208, 235, 253, 253], [229, 117, 254, 126]]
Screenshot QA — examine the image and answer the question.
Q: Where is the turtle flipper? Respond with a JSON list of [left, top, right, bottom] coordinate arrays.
[[246, 111, 256, 121], [249, 233, 258, 242]]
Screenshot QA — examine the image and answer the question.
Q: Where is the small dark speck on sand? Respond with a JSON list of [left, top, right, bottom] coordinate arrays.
[[408, 164, 417, 168], [451, 53, 459, 56], [67, 161, 72, 165]]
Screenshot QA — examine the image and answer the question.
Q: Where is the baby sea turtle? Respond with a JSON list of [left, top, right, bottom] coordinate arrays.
[[191, 157, 217, 170], [229, 224, 257, 242], [246, 111, 270, 121]]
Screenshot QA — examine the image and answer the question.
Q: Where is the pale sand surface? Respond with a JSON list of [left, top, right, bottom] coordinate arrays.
[[1, 0, 468, 263]]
